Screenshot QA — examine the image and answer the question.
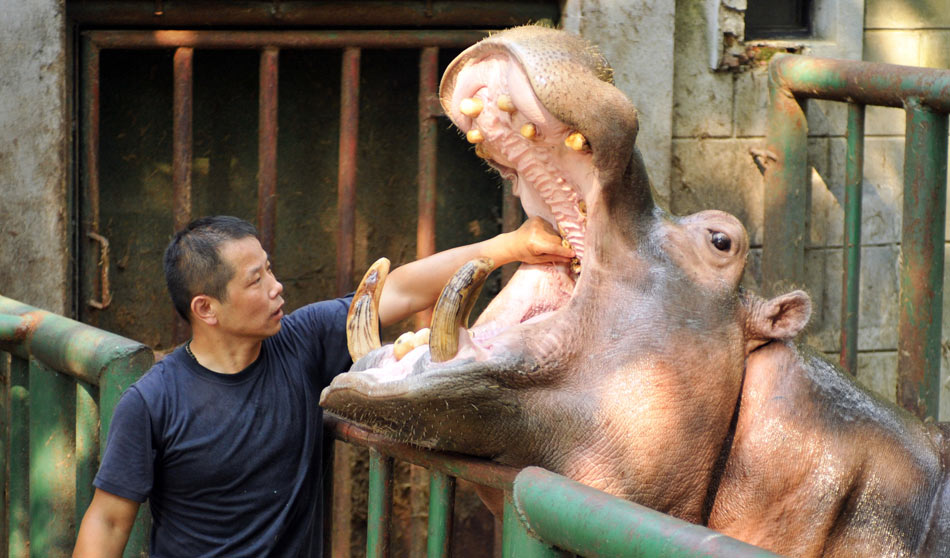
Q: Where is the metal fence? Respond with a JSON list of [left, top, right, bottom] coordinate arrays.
[[0, 295, 153, 557], [762, 54, 950, 419], [326, 416, 780, 558]]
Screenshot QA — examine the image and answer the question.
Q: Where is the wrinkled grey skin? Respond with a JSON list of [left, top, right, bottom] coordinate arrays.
[[321, 26, 950, 557]]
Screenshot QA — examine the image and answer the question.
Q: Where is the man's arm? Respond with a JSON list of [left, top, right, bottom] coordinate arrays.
[[73, 488, 140, 558], [378, 216, 573, 326]]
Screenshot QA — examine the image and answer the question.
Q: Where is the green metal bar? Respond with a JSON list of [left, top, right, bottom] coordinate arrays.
[[770, 54, 950, 111], [0, 353, 7, 558], [502, 492, 570, 558], [896, 100, 948, 420], [426, 471, 455, 558], [366, 448, 393, 558], [75, 381, 98, 534], [9, 356, 28, 558], [514, 467, 782, 557], [839, 103, 865, 375], [763, 61, 809, 296], [29, 360, 76, 555], [0, 296, 152, 387]]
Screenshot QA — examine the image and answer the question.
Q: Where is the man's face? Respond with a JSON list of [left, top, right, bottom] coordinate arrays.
[[213, 236, 285, 340]]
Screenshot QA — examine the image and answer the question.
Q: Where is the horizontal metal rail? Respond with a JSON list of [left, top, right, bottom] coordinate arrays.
[[85, 29, 488, 49], [763, 54, 950, 419], [326, 415, 781, 557]]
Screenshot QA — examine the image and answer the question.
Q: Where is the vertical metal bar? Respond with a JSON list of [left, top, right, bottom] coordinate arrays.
[[426, 471, 455, 558], [173, 47, 194, 231], [81, 41, 104, 321], [762, 69, 809, 297], [172, 47, 194, 345], [257, 47, 279, 256], [0, 353, 7, 558], [897, 100, 948, 420], [8, 357, 27, 558], [501, 492, 567, 558], [415, 46, 440, 329], [366, 448, 393, 558], [29, 361, 76, 555], [839, 103, 865, 375], [336, 47, 361, 297], [75, 381, 99, 531]]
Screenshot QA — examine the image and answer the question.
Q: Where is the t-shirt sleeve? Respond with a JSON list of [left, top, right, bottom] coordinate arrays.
[[281, 294, 354, 387], [93, 386, 156, 503]]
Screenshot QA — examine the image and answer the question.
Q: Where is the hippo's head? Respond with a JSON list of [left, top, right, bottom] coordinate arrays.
[[321, 26, 810, 520]]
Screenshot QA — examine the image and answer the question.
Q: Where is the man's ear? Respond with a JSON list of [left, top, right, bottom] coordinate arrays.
[[745, 290, 812, 352], [190, 295, 218, 326]]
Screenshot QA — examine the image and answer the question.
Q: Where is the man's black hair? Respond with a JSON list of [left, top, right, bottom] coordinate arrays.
[[164, 215, 260, 321]]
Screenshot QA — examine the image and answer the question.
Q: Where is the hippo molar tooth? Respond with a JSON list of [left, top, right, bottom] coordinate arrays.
[[466, 129, 485, 144], [520, 122, 537, 139], [565, 132, 589, 152]]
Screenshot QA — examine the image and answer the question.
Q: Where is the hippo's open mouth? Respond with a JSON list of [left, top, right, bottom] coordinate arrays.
[[322, 47, 600, 386]]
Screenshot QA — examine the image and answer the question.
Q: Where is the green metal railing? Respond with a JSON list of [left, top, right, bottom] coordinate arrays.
[[327, 416, 781, 558], [762, 54, 950, 419], [0, 295, 153, 557]]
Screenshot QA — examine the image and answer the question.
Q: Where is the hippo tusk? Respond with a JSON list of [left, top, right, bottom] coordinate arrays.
[[429, 258, 494, 362], [346, 257, 391, 362], [460, 97, 484, 117], [497, 94, 516, 113]]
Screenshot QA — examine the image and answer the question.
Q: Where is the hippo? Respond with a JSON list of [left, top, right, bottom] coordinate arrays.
[[320, 25, 950, 556]]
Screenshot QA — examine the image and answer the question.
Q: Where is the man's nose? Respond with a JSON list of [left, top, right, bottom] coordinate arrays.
[[271, 278, 283, 298]]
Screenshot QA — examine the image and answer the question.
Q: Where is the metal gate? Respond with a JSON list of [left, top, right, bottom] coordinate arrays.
[[762, 54, 950, 420]]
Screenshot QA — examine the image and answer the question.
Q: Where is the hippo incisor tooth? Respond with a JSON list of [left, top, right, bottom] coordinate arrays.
[[429, 258, 494, 363], [346, 257, 390, 362], [565, 132, 588, 152], [460, 97, 483, 117], [392, 327, 432, 361], [466, 129, 485, 144], [520, 123, 537, 139], [497, 94, 516, 113]]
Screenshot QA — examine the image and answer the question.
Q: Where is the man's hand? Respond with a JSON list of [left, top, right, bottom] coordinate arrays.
[[499, 216, 575, 265]]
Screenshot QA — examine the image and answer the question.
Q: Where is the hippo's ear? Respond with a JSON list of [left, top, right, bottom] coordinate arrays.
[[745, 290, 812, 352]]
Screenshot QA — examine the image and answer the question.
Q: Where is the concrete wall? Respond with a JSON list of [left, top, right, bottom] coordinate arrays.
[[0, 0, 69, 314]]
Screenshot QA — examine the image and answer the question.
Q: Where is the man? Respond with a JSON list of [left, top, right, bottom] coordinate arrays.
[[73, 214, 572, 557]]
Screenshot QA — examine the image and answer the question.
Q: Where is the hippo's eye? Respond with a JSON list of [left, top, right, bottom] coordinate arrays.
[[711, 231, 731, 252]]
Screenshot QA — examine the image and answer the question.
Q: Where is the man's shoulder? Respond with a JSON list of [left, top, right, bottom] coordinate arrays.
[[131, 347, 189, 398]]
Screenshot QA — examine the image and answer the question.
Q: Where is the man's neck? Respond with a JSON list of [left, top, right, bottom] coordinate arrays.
[[188, 332, 263, 374]]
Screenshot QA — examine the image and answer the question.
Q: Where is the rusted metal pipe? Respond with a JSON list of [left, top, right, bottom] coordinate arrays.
[[172, 46, 194, 232], [896, 100, 948, 420], [336, 47, 360, 297], [326, 415, 519, 490], [69, 1, 558, 28], [258, 47, 279, 257], [415, 46, 440, 330], [87, 30, 488, 50]]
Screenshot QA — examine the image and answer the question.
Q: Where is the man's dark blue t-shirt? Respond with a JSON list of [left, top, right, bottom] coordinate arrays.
[[94, 296, 353, 557]]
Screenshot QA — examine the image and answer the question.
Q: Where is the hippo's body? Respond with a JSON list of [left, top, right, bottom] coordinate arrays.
[[321, 26, 950, 556]]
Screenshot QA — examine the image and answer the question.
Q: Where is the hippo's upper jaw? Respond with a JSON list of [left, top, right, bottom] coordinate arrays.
[[320, 26, 752, 516]]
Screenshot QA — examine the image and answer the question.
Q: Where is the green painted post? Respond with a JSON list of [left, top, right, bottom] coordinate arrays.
[[29, 360, 76, 556], [840, 103, 865, 375], [0, 353, 7, 558], [513, 467, 782, 557], [75, 381, 98, 531], [501, 492, 570, 558], [9, 357, 28, 558], [897, 100, 948, 420], [366, 449, 393, 558], [763, 58, 810, 297], [426, 471, 455, 558]]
